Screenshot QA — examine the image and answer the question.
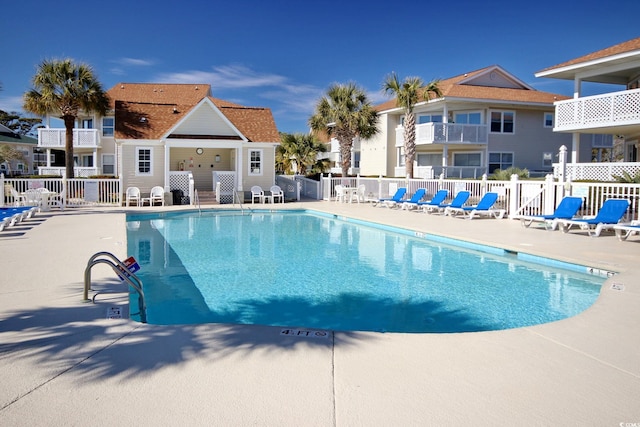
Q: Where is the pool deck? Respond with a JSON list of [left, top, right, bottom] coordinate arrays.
[[1, 200, 639, 426]]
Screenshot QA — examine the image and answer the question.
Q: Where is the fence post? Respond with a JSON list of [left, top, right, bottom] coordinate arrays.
[[509, 174, 519, 218], [544, 174, 555, 215], [0, 173, 4, 207], [558, 145, 567, 183], [378, 174, 383, 199]]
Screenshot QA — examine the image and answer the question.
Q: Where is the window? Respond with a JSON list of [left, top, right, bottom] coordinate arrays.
[[80, 155, 93, 167], [136, 147, 152, 175], [543, 113, 554, 128], [490, 111, 515, 133], [454, 112, 482, 124], [398, 147, 405, 166], [453, 152, 481, 167], [102, 117, 114, 137], [417, 153, 441, 166], [81, 119, 93, 129], [417, 114, 443, 124], [248, 149, 262, 175], [102, 154, 115, 175], [489, 152, 513, 173], [542, 152, 553, 168]]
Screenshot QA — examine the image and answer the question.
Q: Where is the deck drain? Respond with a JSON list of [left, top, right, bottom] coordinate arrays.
[[610, 283, 625, 291]]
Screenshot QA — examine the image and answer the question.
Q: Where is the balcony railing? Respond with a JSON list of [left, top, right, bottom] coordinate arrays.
[[38, 128, 101, 148], [396, 123, 488, 147], [555, 88, 640, 132], [38, 166, 100, 177]]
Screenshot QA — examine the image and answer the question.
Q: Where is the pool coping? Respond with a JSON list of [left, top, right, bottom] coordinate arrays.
[[1, 201, 639, 425]]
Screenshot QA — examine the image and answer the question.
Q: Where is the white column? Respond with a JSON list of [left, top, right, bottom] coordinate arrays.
[[163, 142, 170, 189], [571, 133, 580, 163]]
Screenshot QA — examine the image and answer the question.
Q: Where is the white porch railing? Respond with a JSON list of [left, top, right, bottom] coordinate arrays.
[[554, 88, 640, 132], [38, 166, 100, 177], [396, 123, 488, 147], [395, 165, 488, 179], [553, 162, 640, 181], [38, 128, 101, 148]]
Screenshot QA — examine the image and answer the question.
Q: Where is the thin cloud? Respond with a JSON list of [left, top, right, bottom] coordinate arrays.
[[114, 57, 155, 67], [155, 64, 287, 89]]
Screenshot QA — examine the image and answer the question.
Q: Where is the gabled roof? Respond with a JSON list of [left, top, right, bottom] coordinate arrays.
[[535, 37, 640, 83], [376, 65, 568, 113], [108, 83, 279, 142], [0, 124, 37, 145], [538, 37, 640, 74]]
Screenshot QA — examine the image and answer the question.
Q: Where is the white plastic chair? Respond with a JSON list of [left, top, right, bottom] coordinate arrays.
[[9, 188, 27, 207], [334, 185, 346, 203], [270, 185, 284, 203], [251, 186, 264, 204], [125, 187, 141, 207], [148, 186, 165, 206], [350, 184, 366, 203]]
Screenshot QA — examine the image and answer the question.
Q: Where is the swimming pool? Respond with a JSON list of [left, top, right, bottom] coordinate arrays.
[[126, 210, 605, 333]]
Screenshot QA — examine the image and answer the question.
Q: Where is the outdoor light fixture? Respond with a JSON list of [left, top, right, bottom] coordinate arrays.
[[215, 155, 221, 162]]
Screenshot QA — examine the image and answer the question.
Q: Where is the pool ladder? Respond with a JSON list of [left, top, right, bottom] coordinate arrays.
[[83, 251, 147, 323]]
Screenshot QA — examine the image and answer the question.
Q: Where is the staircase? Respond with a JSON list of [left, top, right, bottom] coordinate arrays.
[[195, 191, 218, 205]]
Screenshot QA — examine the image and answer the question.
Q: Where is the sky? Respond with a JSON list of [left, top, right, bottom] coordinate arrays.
[[1, 0, 638, 134]]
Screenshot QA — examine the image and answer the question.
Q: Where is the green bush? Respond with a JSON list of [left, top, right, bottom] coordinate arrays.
[[489, 167, 529, 180], [612, 171, 640, 183]]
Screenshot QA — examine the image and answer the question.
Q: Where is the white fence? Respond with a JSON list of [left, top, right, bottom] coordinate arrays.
[[553, 162, 640, 182], [2, 176, 121, 208], [321, 174, 640, 221]]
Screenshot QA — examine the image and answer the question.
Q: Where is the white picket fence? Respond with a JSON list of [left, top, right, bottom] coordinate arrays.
[[2, 176, 121, 208], [321, 174, 640, 221]]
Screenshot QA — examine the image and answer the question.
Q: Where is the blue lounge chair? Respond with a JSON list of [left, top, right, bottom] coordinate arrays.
[[392, 188, 427, 209], [613, 221, 640, 241], [517, 196, 583, 230], [424, 190, 470, 214], [557, 198, 630, 237], [372, 187, 407, 207], [404, 189, 448, 211], [445, 192, 504, 219]]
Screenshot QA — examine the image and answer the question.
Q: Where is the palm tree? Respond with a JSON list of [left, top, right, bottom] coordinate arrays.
[[382, 73, 441, 179], [309, 83, 378, 177], [277, 132, 329, 175], [23, 59, 110, 178]]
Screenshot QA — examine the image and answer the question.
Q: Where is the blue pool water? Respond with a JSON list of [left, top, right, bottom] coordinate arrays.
[[126, 210, 605, 333]]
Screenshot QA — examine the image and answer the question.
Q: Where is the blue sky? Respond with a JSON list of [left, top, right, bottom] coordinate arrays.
[[0, 0, 638, 134]]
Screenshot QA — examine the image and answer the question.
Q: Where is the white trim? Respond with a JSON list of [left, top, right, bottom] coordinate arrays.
[[248, 148, 263, 176], [162, 97, 249, 142], [489, 109, 516, 134], [135, 146, 154, 176]]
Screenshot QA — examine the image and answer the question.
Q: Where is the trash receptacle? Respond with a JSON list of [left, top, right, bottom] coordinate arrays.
[[171, 189, 184, 205]]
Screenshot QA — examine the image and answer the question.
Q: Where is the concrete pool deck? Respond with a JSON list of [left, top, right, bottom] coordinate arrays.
[[0, 200, 638, 426]]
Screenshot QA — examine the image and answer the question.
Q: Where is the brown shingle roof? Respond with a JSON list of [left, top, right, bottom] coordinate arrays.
[[376, 66, 567, 112], [109, 83, 279, 142], [538, 37, 640, 73]]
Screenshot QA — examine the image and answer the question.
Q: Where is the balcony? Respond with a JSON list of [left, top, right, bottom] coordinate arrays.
[[38, 128, 101, 149], [554, 88, 640, 135], [38, 166, 100, 177], [395, 123, 488, 147]]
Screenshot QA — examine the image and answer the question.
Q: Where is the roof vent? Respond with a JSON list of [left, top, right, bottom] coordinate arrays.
[[173, 107, 179, 114], [195, 86, 199, 90], [140, 117, 147, 123]]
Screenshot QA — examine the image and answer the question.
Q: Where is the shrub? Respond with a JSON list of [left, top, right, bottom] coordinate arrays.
[[489, 167, 529, 180]]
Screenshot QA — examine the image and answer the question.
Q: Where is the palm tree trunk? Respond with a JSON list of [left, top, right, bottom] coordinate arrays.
[[336, 131, 353, 178], [404, 112, 416, 179], [63, 116, 75, 178]]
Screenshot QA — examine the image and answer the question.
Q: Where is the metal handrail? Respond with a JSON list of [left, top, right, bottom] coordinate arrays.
[[83, 251, 147, 323], [234, 189, 246, 214]]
